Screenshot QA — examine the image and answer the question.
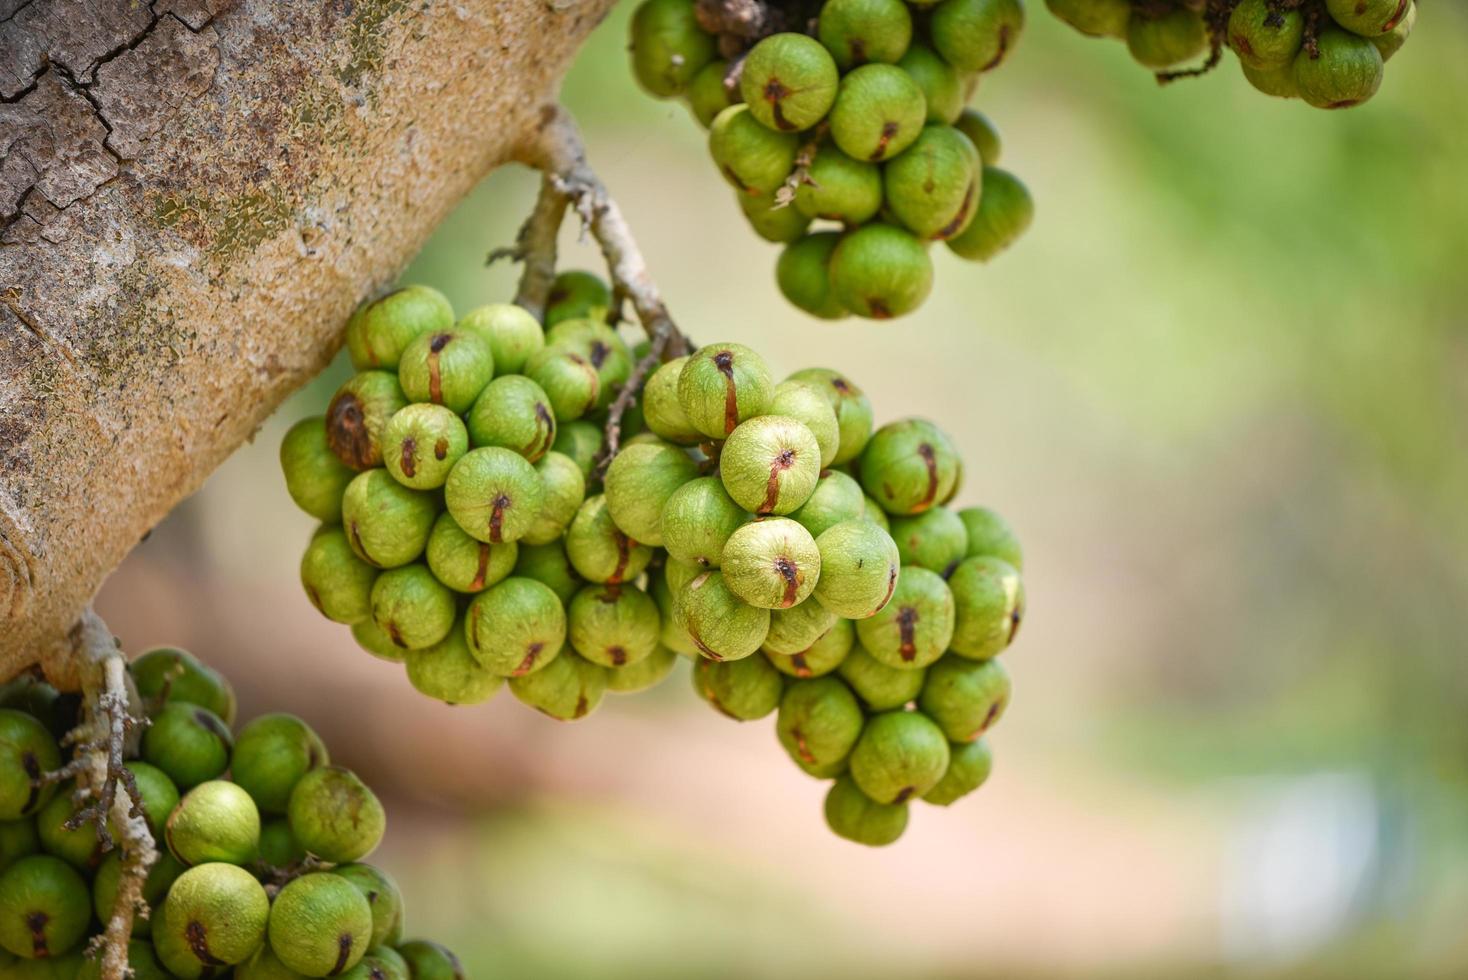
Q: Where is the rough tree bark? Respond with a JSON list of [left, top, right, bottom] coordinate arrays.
[[0, 0, 618, 676]]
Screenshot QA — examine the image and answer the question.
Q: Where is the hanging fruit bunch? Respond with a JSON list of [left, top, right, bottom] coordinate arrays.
[[1046, 0, 1415, 108], [282, 275, 1027, 844], [0, 651, 462, 979], [627, 0, 1036, 320]]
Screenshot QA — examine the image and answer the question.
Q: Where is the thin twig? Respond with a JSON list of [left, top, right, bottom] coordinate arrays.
[[488, 173, 570, 322], [594, 325, 680, 476]]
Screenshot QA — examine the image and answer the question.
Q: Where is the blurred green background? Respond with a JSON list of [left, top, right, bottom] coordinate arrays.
[[96, 1, 1468, 977]]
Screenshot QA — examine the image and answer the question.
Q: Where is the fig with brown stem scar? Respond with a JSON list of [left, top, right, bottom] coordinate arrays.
[[693, 653, 785, 720], [721, 518, 822, 609], [948, 554, 1026, 659], [425, 512, 518, 594], [444, 447, 545, 546], [344, 285, 455, 372], [397, 329, 495, 415], [855, 565, 956, 669], [847, 709, 951, 805], [564, 495, 654, 584], [828, 223, 934, 319], [508, 646, 610, 721], [406, 626, 506, 706], [568, 584, 662, 668], [153, 863, 270, 978], [340, 469, 439, 568], [326, 371, 409, 472], [765, 613, 854, 678], [661, 475, 750, 568], [383, 403, 468, 491], [775, 675, 865, 777], [919, 655, 1012, 742], [811, 519, 900, 620], [466, 375, 558, 463], [860, 418, 962, 517], [739, 33, 840, 132], [267, 873, 374, 977], [675, 570, 771, 661], [789, 468, 867, 539], [720, 415, 823, 516], [465, 577, 568, 678], [676, 342, 774, 440]]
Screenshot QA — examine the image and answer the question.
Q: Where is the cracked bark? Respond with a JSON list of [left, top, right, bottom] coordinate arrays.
[[0, 0, 618, 673]]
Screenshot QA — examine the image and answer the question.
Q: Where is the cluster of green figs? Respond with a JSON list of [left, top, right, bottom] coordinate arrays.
[[1046, 0, 1415, 108], [628, 0, 1035, 320], [0, 650, 462, 979], [281, 277, 1026, 845]]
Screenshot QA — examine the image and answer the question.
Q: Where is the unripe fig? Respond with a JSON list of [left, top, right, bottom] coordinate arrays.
[[848, 709, 950, 803], [947, 555, 1024, 658], [720, 416, 822, 515], [604, 441, 700, 546], [812, 519, 899, 618], [466, 376, 556, 463], [677, 342, 774, 439], [1371, 2, 1414, 60], [837, 642, 926, 710], [444, 447, 544, 546], [1127, 6, 1207, 68], [523, 451, 586, 546], [397, 329, 494, 414], [142, 702, 232, 790], [709, 105, 799, 196], [1044, 0, 1129, 38], [341, 470, 438, 568], [693, 654, 783, 720], [269, 872, 374, 976], [300, 526, 376, 624], [0, 678, 69, 742], [818, 0, 913, 68], [864, 496, 890, 529], [785, 367, 873, 465], [953, 107, 1002, 165], [947, 165, 1033, 261], [154, 863, 270, 977], [288, 767, 385, 863], [508, 647, 609, 721], [721, 518, 821, 609], [790, 468, 867, 538], [525, 343, 601, 421], [92, 850, 185, 938], [775, 676, 864, 776], [326, 371, 409, 471], [370, 564, 456, 651], [898, 44, 965, 124], [36, 789, 102, 870], [765, 614, 854, 678], [676, 571, 771, 661], [232, 713, 328, 814], [406, 624, 505, 705], [280, 416, 356, 522], [1326, 0, 1409, 36], [397, 940, 465, 980], [608, 645, 679, 693], [885, 124, 980, 240], [257, 818, 306, 868], [740, 33, 839, 132], [664, 553, 703, 595], [131, 646, 236, 723], [828, 223, 934, 319], [0, 855, 89, 959], [545, 270, 613, 327], [958, 505, 1023, 569], [425, 512, 517, 593], [776, 233, 849, 321], [919, 655, 1011, 742], [737, 189, 812, 243], [825, 774, 908, 845], [890, 506, 969, 573], [345, 285, 453, 371], [456, 302, 543, 375], [514, 541, 584, 604], [381, 405, 468, 491], [630, 0, 717, 97], [1242, 59, 1300, 98], [931, 0, 1024, 71], [551, 419, 607, 476], [237, 945, 311, 979], [568, 584, 661, 668], [686, 58, 737, 127], [856, 566, 955, 669], [330, 863, 403, 950], [828, 64, 926, 161], [1227, 0, 1304, 69], [1293, 27, 1383, 108], [565, 495, 654, 584], [771, 381, 841, 468], [860, 418, 961, 515], [793, 149, 883, 225], [166, 780, 260, 866], [0, 712, 59, 821], [465, 577, 567, 677], [762, 598, 840, 657], [641, 357, 703, 445]]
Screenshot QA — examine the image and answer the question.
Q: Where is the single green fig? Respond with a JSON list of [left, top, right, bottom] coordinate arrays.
[[859, 418, 961, 515], [300, 526, 377, 624], [607, 645, 679, 693], [0, 854, 89, 959], [739, 33, 839, 132], [465, 376, 557, 462], [1241, 59, 1300, 98], [709, 105, 800, 196], [551, 419, 607, 476], [370, 564, 456, 651], [958, 505, 1023, 569], [141, 702, 232, 790], [330, 863, 403, 950], [1293, 27, 1383, 108], [693, 654, 784, 720], [686, 58, 737, 127], [1227, 0, 1304, 69], [130, 647, 237, 724], [885, 124, 981, 240], [523, 451, 586, 546], [425, 512, 518, 593], [847, 709, 951, 803], [231, 713, 328, 814], [785, 367, 874, 465], [1325, 0, 1409, 36], [604, 441, 700, 547], [455, 303, 543, 375], [444, 447, 545, 545], [828, 64, 927, 162], [513, 541, 585, 604], [947, 555, 1024, 659], [825, 774, 908, 845], [837, 642, 926, 709], [828, 223, 934, 319], [776, 233, 849, 320], [953, 107, 1002, 165], [397, 940, 465, 980], [769, 380, 841, 468], [790, 468, 867, 539], [676, 571, 771, 661], [544, 270, 613, 327], [890, 506, 969, 574], [812, 519, 899, 619], [564, 495, 654, 584], [919, 655, 1011, 742], [676, 342, 774, 439], [720, 416, 823, 515], [1371, 2, 1414, 61], [508, 647, 609, 721], [280, 416, 357, 522], [947, 165, 1034, 261], [326, 371, 409, 472], [165, 780, 261, 866], [154, 863, 270, 977], [641, 357, 703, 445], [287, 767, 385, 864], [525, 344, 602, 422], [382, 403, 469, 491], [1127, 6, 1207, 68], [345, 286, 453, 371], [630, 0, 717, 97], [856, 566, 956, 669], [568, 584, 662, 668], [406, 623, 506, 705], [737, 190, 812, 243], [340, 469, 439, 568], [465, 577, 567, 677], [898, 43, 965, 124], [397, 329, 494, 415], [818, 0, 913, 68], [1044, 0, 1129, 37], [268, 872, 374, 977], [775, 676, 865, 777], [764, 614, 854, 678], [720, 518, 821, 609], [931, 0, 1025, 72]]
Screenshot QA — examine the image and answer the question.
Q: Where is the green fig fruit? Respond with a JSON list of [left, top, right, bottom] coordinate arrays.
[[1293, 26, 1383, 108], [676, 571, 771, 661], [819, 0, 914, 68], [607, 645, 679, 694], [661, 476, 749, 569], [141, 702, 232, 790], [918, 655, 1011, 742], [604, 441, 700, 547], [828, 64, 927, 161], [544, 270, 613, 327], [465, 577, 567, 677], [444, 447, 545, 545], [828, 223, 933, 318], [764, 613, 854, 678], [897, 43, 965, 124], [947, 165, 1034, 261], [425, 512, 518, 593], [785, 368, 874, 465], [523, 451, 587, 546], [280, 416, 357, 522], [565, 495, 654, 584], [686, 58, 737, 127], [720, 416, 823, 515], [859, 418, 961, 516], [406, 622, 506, 705], [838, 642, 926, 710], [1044, 0, 1129, 37], [630, 0, 717, 97], [300, 525, 377, 624], [825, 773, 908, 845], [154, 863, 270, 976], [812, 519, 899, 619], [693, 653, 784, 720], [931, 0, 1025, 71], [776, 233, 850, 320], [165, 780, 261, 866], [720, 518, 821, 609], [287, 767, 385, 864], [789, 468, 867, 539], [370, 563, 457, 651], [508, 647, 609, 721], [268, 872, 373, 976], [568, 584, 662, 668], [455, 303, 543, 375], [855, 566, 956, 669], [677, 342, 774, 440], [885, 124, 981, 240], [514, 541, 585, 604], [345, 286, 453, 371], [737, 190, 812, 243], [382, 404, 469, 491], [326, 371, 409, 472], [465, 376, 557, 462], [231, 714, 328, 814], [739, 33, 840, 132], [848, 710, 950, 803], [1127, 6, 1207, 68], [1227, 0, 1304, 69], [397, 329, 494, 415], [709, 105, 800, 196], [953, 107, 1002, 165], [890, 506, 969, 574], [947, 555, 1024, 659], [340, 469, 439, 568], [776, 676, 865, 777]]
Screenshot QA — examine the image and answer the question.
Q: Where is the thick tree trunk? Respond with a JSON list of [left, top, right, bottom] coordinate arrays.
[[0, 0, 616, 676]]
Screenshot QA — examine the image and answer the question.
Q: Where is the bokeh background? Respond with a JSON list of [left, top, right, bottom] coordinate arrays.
[[95, 2, 1468, 977]]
